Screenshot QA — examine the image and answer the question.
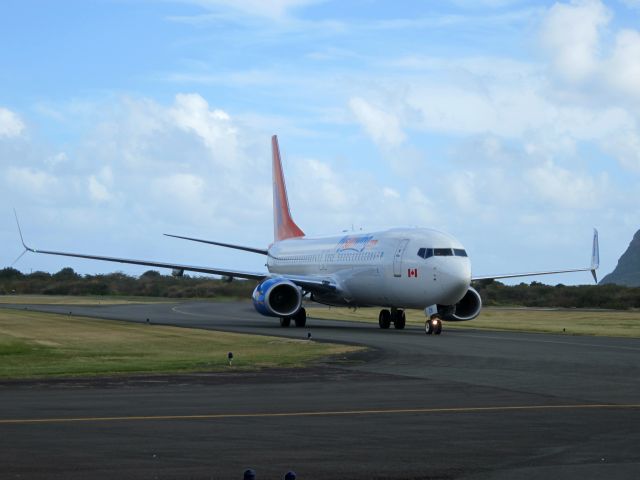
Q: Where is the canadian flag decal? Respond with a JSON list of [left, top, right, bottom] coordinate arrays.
[[408, 268, 418, 278]]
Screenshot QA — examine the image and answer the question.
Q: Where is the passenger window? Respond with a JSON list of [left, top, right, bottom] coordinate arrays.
[[454, 249, 468, 257]]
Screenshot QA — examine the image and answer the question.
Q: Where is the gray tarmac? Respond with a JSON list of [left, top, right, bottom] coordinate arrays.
[[1, 301, 639, 479]]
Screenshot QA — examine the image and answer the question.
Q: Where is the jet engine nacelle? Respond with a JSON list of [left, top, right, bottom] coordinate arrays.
[[252, 277, 302, 318], [438, 286, 482, 321]]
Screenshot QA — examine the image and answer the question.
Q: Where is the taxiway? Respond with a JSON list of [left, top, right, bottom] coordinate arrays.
[[1, 301, 638, 479]]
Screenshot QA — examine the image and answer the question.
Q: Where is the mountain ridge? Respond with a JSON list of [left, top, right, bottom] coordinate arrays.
[[600, 229, 640, 287]]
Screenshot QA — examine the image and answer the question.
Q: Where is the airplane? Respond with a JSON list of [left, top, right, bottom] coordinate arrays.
[[14, 135, 600, 335]]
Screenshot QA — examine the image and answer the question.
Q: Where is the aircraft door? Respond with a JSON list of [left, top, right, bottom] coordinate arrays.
[[393, 239, 410, 277]]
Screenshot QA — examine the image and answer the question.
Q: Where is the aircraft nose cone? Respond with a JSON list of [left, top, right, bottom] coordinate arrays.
[[438, 259, 471, 304]]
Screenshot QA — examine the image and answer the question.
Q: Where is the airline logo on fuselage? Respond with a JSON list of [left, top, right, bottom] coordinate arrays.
[[336, 235, 378, 253]]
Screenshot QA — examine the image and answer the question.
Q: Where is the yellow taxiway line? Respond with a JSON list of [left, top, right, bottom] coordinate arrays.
[[1, 404, 639, 425]]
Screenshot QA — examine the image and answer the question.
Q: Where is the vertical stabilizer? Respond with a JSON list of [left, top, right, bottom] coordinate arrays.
[[272, 135, 305, 242]]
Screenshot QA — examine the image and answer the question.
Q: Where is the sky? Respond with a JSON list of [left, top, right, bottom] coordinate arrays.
[[1, 0, 640, 285]]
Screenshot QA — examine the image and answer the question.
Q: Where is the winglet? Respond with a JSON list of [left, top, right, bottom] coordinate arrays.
[[591, 228, 599, 284], [13, 209, 35, 252], [272, 135, 305, 242], [11, 209, 35, 266]]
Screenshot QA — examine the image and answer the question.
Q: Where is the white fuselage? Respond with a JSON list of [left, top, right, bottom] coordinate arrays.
[[267, 228, 471, 309]]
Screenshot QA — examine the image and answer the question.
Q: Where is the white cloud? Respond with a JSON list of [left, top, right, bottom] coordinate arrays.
[[152, 173, 206, 206], [301, 158, 348, 209], [169, 93, 240, 167], [405, 187, 437, 225], [540, 0, 610, 83], [88, 166, 114, 202], [88, 175, 112, 202], [348, 97, 406, 147], [0, 107, 25, 138], [179, 0, 320, 20], [448, 171, 477, 212], [382, 187, 400, 198], [605, 29, 640, 98], [602, 129, 640, 172], [7, 167, 58, 194], [45, 152, 68, 168], [538, 1, 640, 101], [621, 0, 640, 8], [525, 160, 606, 209]]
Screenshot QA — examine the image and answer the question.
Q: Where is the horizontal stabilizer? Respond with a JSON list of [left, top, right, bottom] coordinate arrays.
[[164, 233, 267, 255]]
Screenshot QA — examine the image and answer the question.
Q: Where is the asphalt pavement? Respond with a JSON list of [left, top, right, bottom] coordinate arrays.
[[1, 301, 639, 479]]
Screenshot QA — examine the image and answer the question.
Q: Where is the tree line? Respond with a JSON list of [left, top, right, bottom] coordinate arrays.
[[473, 279, 640, 310], [1, 267, 639, 309], [0, 267, 256, 299]]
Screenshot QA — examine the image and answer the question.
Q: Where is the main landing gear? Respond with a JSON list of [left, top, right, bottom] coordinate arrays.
[[425, 315, 443, 335], [378, 308, 406, 330], [280, 307, 307, 328]]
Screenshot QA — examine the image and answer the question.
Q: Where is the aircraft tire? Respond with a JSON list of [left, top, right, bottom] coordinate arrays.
[[378, 309, 391, 329], [294, 307, 307, 328], [393, 310, 406, 329], [435, 320, 443, 335], [280, 317, 291, 328], [424, 319, 433, 335]]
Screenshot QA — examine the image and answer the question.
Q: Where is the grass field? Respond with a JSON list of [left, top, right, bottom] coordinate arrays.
[[306, 307, 640, 338], [0, 294, 175, 305], [0, 308, 361, 379]]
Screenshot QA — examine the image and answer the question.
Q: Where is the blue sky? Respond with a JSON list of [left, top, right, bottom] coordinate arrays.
[[1, 0, 640, 284]]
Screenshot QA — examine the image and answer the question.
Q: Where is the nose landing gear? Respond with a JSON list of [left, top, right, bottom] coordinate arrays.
[[425, 315, 442, 335]]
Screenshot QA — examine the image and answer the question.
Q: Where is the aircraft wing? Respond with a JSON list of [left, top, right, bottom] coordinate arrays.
[[13, 210, 266, 280], [472, 229, 600, 284], [280, 274, 338, 293], [19, 243, 340, 291], [14, 212, 344, 289], [21, 245, 267, 280]]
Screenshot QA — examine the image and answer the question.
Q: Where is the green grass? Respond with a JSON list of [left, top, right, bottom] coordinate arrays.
[[0, 308, 361, 379], [306, 307, 640, 338], [0, 294, 252, 305], [0, 294, 175, 305]]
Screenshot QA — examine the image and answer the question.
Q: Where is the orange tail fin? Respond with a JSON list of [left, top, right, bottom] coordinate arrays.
[[272, 135, 305, 242]]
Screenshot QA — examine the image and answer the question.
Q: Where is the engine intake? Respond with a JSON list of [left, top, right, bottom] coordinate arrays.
[[252, 277, 302, 317], [438, 286, 482, 321]]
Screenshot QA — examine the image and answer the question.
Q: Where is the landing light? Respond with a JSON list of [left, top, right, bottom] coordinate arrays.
[[432, 319, 438, 325]]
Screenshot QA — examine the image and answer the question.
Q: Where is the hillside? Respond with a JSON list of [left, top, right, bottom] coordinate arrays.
[[600, 229, 640, 287]]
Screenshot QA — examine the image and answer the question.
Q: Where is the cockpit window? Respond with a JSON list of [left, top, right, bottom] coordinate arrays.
[[419, 247, 465, 257]]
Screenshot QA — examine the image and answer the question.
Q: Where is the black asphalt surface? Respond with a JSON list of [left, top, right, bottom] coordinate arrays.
[[1, 301, 639, 479]]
